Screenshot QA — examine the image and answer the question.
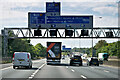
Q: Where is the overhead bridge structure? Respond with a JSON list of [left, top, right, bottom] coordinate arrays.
[[3, 27, 120, 39], [1, 1, 120, 57]]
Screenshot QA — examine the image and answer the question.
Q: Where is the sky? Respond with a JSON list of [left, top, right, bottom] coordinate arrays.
[[0, 0, 119, 48]]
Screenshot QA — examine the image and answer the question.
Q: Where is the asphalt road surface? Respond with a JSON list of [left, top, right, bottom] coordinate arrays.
[[1, 57, 119, 80]]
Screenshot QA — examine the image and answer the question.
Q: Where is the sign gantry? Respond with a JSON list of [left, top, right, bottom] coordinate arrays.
[[3, 27, 120, 39], [2, 2, 120, 57]]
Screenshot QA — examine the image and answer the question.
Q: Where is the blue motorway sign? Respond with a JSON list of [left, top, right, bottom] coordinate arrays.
[[62, 45, 71, 51], [46, 16, 90, 24], [28, 2, 93, 29], [28, 12, 45, 25], [46, 2, 60, 12]]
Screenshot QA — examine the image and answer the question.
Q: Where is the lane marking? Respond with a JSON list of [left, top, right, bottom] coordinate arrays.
[[1, 59, 45, 71], [32, 73, 36, 75], [104, 70, 109, 73], [1, 66, 12, 70], [31, 74, 34, 77], [81, 75, 87, 79], [90, 67, 94, 69], [28, 76, 33, 79], [66, 66, 68, 69], [28, 63, 46, 79], [71, 69, 75, 72]]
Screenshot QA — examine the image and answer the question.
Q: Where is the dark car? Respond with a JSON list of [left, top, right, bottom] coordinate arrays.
[[62, 55, 65, 59], [87, 57, 99, 66], [70, 55, 82, 66]]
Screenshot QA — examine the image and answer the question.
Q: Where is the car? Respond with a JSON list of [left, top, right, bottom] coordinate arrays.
[[87, 57, 99, 66], [13, 52, 32, 69], [70, 55, 82, 66], [62, 55, 65, 59]]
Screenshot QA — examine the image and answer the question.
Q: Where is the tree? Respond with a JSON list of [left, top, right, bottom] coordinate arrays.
[[94, 40, 107, 50], [34, 43, 46, 57]]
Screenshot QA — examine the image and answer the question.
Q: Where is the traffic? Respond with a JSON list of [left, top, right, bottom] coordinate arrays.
[[1, 41, 119, 79], [1, 1, 119, 79], [11, 42, 110, 69]]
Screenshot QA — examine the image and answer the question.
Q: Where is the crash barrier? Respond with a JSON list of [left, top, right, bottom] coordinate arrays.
[[1, 57, 12, 64], [103, 59, 120, 67]]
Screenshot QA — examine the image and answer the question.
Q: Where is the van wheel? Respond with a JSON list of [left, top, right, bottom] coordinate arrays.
[[13, 66, 15, 69]]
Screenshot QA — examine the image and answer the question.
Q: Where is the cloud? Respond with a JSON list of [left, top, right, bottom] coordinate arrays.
[[61, 2, 118, 15], [92, 6, 118, 15], [0, 0, 119, 48], [0, 1, 118, 29], [0, 0, 119, 2], [94, 16, 118, 27]]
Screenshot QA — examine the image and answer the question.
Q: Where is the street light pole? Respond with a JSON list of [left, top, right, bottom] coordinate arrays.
[[92, 16, 102, 57]]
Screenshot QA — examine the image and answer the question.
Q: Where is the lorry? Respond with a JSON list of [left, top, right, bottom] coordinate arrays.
[[47, 42, 62, 64], [98, 53, 109, 61]]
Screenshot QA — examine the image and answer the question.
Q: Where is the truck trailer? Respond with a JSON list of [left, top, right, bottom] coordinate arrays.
[[47, 42, 62, 64]]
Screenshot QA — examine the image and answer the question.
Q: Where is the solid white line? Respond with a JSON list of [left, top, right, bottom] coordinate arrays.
[[1, 66, 12, 70], [104, 70, 109, 73], [71, 69, 75, 72], [81, 75, 87, 79]]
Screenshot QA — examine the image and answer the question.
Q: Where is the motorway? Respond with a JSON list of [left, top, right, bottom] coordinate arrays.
[[1, 57, 119, 80]]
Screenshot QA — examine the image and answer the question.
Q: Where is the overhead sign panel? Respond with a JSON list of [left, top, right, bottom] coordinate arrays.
[[46, 16, 93, 29], [46, 16, 90, 24], [28, 2, 93, 29], [28, 12, 45, 28], [46, 2, 60, 12], [29, 15, 93, 28]]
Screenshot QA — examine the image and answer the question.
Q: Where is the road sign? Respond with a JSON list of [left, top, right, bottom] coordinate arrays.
[[28, 2, 93, 29], [29, 15, 93, 28], [28, 12, 45, 28], [62, 45, 71, 51], [46, 16, 90, 24], [46, 2, 60, 12]]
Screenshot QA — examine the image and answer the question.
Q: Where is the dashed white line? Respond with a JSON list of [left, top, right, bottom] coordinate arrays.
[[71, 69, 75, 72], [66, 66, 68, 69], [32, 72, 36, 75], [104, 70, 109, 73], [31, 74, 34, 77], [28, 63, 46, 79], [90, 67, 94, 69], [28, 76, 33, 79], [81, 75, 87, 79]]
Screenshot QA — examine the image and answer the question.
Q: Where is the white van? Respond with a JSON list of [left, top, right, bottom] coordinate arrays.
[[13, 52, 32, 69]]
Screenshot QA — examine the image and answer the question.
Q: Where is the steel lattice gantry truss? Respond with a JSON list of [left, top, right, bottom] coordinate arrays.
[[3, 27, 120, 39]]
